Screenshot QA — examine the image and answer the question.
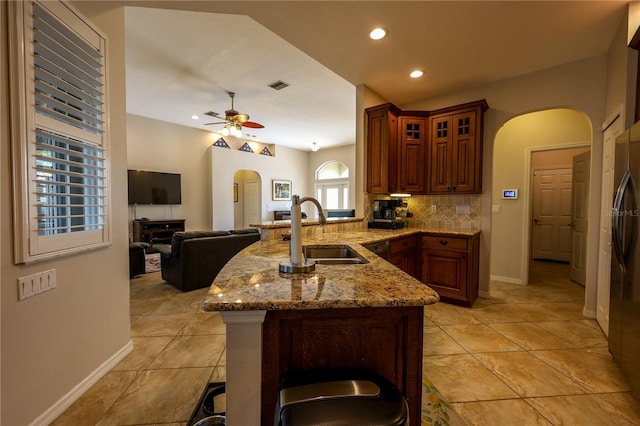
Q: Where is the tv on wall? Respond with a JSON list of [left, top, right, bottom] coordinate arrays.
[[127, 170, 182, 205]]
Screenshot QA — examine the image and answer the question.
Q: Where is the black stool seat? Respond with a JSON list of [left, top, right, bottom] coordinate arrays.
[[275, 369, 408, 426]]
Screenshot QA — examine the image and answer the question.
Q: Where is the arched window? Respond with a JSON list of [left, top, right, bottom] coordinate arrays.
[[315, 161, 349, 209]]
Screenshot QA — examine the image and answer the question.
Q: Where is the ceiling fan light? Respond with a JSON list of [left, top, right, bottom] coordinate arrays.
[[311, 142, 319, 152], [221, 126, 230, 136]]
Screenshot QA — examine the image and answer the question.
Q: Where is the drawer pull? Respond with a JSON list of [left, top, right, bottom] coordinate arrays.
[[439, 240, 448, 246]]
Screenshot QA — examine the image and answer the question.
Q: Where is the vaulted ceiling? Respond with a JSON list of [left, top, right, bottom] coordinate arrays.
[[120, 1, 628, 150]]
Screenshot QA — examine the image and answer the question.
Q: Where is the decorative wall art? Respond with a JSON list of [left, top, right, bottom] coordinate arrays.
[[272, 180, 291, 201]]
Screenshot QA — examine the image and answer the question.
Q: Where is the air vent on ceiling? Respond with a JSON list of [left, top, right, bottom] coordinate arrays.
[[269, 80, 289, 91]]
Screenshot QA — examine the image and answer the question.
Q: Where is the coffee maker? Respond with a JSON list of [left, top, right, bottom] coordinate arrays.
[[369, 199, 404, 229]]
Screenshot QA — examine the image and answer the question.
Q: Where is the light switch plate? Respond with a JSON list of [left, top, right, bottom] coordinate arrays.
[[18, 269, 56, 301]]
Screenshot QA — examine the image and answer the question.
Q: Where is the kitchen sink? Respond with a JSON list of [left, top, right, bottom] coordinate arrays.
[[303, 245, 369, 265]]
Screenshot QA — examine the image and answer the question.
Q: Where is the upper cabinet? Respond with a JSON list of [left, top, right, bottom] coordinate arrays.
[[366, 103, 400, 194], [398, 114, 428, 194], [428, 100, 488, 194], [366, 99, 487, 195]]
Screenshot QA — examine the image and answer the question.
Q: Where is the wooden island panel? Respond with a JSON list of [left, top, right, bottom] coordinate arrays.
[[261, 306, 424, 425]]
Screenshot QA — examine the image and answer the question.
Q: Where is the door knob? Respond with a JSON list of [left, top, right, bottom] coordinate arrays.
[[533, 218, 541, 223]]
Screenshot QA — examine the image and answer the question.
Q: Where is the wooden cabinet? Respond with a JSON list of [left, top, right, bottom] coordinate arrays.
[[389, 235, 420, 279], [421, 233, 479, 307], [428, 100, 488, 194], [366, 100, 487, 196], [366, 103, 400, 194], [261, 306, 424, 426], [133, 219, 185, 245], [398, 115, 427, 194]]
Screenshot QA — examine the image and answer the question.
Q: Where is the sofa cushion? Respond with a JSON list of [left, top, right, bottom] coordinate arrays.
[[229, 228, 260, 235]]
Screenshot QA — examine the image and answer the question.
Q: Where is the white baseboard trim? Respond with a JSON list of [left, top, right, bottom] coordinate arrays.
[[31, 340, 133, 426], [582, 307, 596, 319], [490, 275, 524, 285]]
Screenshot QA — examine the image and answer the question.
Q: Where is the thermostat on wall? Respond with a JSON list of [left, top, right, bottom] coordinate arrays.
[[502, 189, 518, 199]]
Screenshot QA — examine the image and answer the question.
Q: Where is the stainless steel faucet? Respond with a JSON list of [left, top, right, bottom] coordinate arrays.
[[279, 195, 327, 273]]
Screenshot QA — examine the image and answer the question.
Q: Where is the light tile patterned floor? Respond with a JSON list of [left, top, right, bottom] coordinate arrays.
[[52, 261, 640, 425], [425, 260, 640, 425]]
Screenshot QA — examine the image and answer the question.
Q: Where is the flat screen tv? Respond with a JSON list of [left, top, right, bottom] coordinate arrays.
[[127, 170, 182, 205]]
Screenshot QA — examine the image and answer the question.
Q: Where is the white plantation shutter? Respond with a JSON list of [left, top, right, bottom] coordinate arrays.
[[10, 0, 110, 263]]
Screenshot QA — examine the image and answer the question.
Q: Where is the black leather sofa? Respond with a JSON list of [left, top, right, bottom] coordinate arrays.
[[158, 228, 260, 292]]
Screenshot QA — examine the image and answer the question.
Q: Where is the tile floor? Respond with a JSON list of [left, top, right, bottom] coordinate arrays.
[[52, 261, 640, 425]]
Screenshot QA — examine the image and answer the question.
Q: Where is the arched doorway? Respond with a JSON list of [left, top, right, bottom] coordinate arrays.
[[233, 170, 261, 229], [490, 108, 592, 286]]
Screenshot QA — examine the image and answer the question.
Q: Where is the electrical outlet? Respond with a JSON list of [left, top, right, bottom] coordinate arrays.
[[431, 205, 437, 213], [18, 269, 56, 301]]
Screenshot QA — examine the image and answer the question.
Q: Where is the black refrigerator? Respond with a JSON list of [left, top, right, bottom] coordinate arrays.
[[609, 121, 640, 396]]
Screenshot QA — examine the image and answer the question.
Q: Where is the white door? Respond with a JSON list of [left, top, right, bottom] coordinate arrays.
[[597, 114, 624, 335], [570, 152, 591, 286], [531, 168, 573, 262], [244, 181, 260, 227]]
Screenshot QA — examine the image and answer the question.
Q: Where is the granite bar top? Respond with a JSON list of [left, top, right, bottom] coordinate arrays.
[[201, 227, 481, 312], [250, 217, 364, 229]]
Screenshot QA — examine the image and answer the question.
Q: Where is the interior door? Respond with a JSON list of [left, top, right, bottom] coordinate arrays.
[[570, 151, 591, 285], [244, 181, 260, 227], [531, 168, 573, 261], [597, 114, 623, 335]]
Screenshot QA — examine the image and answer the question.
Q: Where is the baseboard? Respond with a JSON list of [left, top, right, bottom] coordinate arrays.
[[30, 340, 133, 426], [478, 290, 491, 298], [490, 275, 524, 285], [582, 307, 596, 319]]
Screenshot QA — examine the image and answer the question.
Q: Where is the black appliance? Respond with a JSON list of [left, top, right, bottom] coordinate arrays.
[[370, 199, 404, 229], [609, 122, 640, 397], [127, 169, 182, 205]]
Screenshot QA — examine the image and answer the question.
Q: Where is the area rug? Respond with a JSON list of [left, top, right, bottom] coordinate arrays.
[[145, 253, 161, 273], [422, 376, 466, 426]]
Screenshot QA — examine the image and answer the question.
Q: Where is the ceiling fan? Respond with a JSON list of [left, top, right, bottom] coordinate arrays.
[[204, 91, 264, 137]]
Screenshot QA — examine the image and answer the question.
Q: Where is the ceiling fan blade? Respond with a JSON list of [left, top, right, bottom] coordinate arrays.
[[204, 111, 225, 119], [204, 121, 227, 125], [242, 121, 264, 129]]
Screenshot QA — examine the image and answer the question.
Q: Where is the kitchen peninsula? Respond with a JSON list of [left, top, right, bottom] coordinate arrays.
[[202, 231, 440, 425]]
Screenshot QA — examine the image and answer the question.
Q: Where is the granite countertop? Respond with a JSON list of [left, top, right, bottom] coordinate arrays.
[[202, 228, 482, 312], [250, 216, 364, 229]]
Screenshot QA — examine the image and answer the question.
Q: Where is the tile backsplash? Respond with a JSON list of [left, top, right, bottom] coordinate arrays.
[[365, 194, 482, 230]]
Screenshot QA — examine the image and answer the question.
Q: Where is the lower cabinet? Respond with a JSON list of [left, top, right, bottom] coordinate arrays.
[[388, 235, 420, 279], [421, 234, 479, 307], [261, 306, 424, 425]]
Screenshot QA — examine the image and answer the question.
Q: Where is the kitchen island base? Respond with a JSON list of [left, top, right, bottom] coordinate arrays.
[[261, 306, 424, 425]]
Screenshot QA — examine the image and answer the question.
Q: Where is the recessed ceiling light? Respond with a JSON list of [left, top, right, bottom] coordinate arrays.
[[191, 115, 199, 120], [369, 28, 387, 40], [410, 70, 424, 78]]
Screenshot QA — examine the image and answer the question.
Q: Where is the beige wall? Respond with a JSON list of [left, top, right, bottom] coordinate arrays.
[[531, 147, 591, 170], [400, 55, 608, 301], [491, 109, 592, 284], [1, 3, 131, 424], [127, 114, 214, 231]]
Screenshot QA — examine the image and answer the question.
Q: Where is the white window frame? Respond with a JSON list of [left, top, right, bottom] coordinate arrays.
[[9, 0, 111, 263], [315, 161, 350, 210]]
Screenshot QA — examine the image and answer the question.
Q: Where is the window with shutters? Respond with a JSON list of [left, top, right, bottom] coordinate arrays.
[[9, 0, 110, 263]]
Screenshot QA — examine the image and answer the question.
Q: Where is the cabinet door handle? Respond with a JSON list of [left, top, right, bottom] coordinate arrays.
[[439, 240, 448, 246]]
